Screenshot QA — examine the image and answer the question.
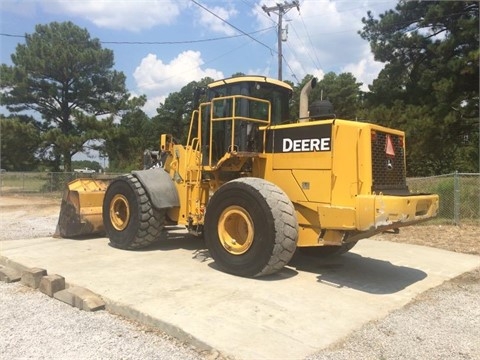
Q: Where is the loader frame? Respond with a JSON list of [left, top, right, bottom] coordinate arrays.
[[58, 75, 439, 277]]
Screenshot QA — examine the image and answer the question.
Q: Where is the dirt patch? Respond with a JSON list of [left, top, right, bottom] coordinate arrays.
[[1, 194, 479, 255], [0, 195, 62, 240], [0, 194, 60, 207], [373, 224, 480, 256]]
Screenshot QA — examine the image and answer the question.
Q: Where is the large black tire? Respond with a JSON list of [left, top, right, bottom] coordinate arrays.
[[102, 174, 165, 249], [204, 178, 298, 277], [299, 241, 358, 257]]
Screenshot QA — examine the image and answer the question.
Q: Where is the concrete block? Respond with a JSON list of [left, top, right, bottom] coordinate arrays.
[[21, 268, 47, 288], [39, 274, 65, 297], [53, 286, 105, 311], [54, 289, 76, 306], [69, 286, 106, 311], [0, 265, 21, 283]]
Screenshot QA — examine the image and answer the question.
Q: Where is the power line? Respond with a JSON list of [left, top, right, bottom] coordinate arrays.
[[298, 11, 322, 71], [239, 0, 276, 25], [262, 1, 300, 80], [281, 53, 300, 83], [190, 0, 274, 52], [0, 28, 275, 46], [0, 33, 24, 39]]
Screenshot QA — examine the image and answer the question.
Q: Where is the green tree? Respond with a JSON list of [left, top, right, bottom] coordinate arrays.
[[0, 21, 132, 172], [313, 72, 363, 120], [0, 116, 41, 171], [104, 98, 157, 172], [152, 77, 214, 143], [290, 73, 363, 120], [360, 1, 479, 175]]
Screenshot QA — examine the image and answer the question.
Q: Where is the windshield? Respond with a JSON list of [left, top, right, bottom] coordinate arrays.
[[208, 80, 291, 124]]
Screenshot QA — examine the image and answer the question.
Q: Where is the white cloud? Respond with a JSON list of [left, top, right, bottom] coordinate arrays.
[[342, 47, 384, 92], [43, 0, 183, 31], [142, 95, 166, 117], [133, 51, 224, 115], [253, 0, 391, 87], [194, 3, 239, 36]]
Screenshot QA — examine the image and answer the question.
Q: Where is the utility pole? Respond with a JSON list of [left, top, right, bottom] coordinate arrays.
[[262, 1, 300, 80]]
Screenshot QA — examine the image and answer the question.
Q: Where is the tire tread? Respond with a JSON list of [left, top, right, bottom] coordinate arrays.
[[234, 178, 298, 277], [106, 174, 165, 250]]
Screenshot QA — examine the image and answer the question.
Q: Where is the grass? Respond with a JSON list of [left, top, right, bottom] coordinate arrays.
[[2, 172, 479, 223], [0, 172, 50, 192]]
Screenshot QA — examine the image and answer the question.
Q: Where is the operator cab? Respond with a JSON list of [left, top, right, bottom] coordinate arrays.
[[206, 76, 292, 125], [200, 76, 292, 165]]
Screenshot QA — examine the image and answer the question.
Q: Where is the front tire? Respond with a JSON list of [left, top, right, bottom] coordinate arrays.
[[102, 174, 165, 249], [204, 178, 298, 277]]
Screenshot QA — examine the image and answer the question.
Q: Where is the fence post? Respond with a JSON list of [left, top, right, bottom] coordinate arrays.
[[453, 171, 460, 225]]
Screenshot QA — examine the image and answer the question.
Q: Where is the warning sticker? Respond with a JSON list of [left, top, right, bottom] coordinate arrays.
[[385, 134, 395, 157]]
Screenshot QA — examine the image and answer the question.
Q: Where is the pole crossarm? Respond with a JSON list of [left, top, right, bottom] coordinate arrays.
[[262, 1, 300, 80]]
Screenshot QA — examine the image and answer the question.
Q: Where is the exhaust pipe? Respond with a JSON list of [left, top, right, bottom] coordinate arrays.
[[299, 77, 317, 122]]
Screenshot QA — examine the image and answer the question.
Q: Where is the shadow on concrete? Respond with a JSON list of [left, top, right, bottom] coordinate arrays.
[[99, 228, 427, 290], [205, 261, 300, 281], [289, 252, 427, 294], [100, 226, 206, 252], [57, 234, 106, 241], [153, 228, 205, 251]]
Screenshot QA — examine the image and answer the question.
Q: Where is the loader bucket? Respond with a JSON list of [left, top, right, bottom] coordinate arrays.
[[55, 178, 111, 238]]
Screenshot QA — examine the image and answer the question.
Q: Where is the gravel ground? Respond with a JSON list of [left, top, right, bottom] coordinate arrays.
[[308, 268, 480, 360], [0, 282, 206, 360], [1, 195, 479, 360]]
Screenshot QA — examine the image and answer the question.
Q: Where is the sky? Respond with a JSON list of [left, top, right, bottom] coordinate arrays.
[[0, 0, 398, 163], [0, 0, 399, 115]]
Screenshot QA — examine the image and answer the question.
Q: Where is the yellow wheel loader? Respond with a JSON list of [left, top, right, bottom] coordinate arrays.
[[57, 75, 439, 277]]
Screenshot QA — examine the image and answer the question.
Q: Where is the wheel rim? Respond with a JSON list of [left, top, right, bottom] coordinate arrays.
[[218, 205, 254, 255], [110, 194, 130, 231]]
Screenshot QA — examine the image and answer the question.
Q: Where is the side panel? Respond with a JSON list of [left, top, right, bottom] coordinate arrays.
[[330, 122, 361, 206], [264, 122, 333, 204], [132, 169, 180, 209], [266, 122, 332, 170], [269, 169, 332, 204]]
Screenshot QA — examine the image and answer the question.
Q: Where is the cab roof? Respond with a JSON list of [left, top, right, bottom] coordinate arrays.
[[208, 75, 293, 92]]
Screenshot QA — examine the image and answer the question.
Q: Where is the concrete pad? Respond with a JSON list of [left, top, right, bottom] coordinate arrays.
[[1, 230, 479, 360]]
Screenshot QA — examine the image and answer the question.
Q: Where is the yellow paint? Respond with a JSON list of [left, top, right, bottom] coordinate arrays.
[[62, 76, 439, 248]]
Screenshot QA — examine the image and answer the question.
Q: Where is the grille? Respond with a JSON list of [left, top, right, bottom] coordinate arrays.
[[371, 132, 408, 194]]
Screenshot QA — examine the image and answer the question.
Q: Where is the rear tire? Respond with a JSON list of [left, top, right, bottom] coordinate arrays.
[[103, 174, 165, 249], [204, 178, 298, 277]]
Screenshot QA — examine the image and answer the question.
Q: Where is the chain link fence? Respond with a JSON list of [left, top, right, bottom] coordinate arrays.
[[1, 171, 479, 225], [0, 172, 118, 197], [408, 172, 480, 225]]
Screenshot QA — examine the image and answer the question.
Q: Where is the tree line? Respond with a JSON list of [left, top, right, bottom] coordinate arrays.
[[1, 1, 478, 176]]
